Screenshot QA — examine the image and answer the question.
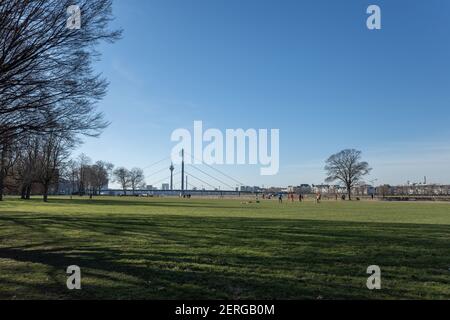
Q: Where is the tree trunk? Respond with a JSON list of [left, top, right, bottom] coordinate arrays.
[[0, 144, 6, 201], [0, 177, 3, 201], [26, 185, 31, 199], [21, 186, 26, 199], [43, 184, 49, 202], [347, 184, 352, 201]]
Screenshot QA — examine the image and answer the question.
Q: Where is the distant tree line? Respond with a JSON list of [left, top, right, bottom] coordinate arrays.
[[5, 147, 113, 201], [112, 167, 146, 196], [2, 146, 148, 201]]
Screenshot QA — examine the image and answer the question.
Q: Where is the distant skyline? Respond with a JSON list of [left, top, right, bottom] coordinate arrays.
[[77, 0, 450, 189]]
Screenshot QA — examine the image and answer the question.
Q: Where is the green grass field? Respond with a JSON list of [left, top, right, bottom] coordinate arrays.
[[0, 196, 449, 299]]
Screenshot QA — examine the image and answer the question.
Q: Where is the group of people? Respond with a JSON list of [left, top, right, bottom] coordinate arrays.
[[277, 192, 322, 203], [277, 193, 309, 203]]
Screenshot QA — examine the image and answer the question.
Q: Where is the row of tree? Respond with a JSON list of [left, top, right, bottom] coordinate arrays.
[[0, 0, 121, 201], [2, 139, 147, 201], [112, 167, 146, 195], [3, 139, 111, 201]]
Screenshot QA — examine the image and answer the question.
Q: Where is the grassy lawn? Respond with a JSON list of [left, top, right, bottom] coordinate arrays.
[[0, 196, 449, 299]]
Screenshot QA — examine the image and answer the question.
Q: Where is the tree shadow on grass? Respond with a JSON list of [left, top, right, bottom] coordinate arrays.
[[0, 213, 449, 299]]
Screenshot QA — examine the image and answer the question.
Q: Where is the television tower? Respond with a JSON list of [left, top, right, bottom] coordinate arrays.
[[169, 163, 174, 190]]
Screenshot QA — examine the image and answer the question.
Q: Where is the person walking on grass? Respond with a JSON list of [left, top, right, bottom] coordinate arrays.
[[278, 194, 283, 203]]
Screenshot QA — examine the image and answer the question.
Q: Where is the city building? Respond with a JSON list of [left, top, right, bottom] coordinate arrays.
[[161, 183, 170, 191]]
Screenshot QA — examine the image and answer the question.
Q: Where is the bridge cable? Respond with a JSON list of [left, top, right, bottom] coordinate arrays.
[[184, 150, 246, 186]]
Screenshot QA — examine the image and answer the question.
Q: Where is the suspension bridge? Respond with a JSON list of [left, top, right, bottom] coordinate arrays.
[[105, 149, 254, 196]]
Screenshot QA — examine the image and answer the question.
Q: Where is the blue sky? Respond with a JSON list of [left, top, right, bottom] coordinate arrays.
[[78, 0, 450, 189]]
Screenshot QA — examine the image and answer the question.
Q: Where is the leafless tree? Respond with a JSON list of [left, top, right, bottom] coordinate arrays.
[[89, 161, 114, 195], [60, 157, 113, 198], [129, 167, 145, 195], [324, 149, 371, 200], [0, 0, 121, 199], [65, 159, 79, 198], [113, 167, 131, 196], [13, 136, 40, 199], [35, 132, 76, 202], [76, 153, 92, 196], [0, 138, 18, 201]]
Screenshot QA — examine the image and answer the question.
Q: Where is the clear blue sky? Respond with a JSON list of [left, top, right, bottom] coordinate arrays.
[[78, 0, 450, 189]]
